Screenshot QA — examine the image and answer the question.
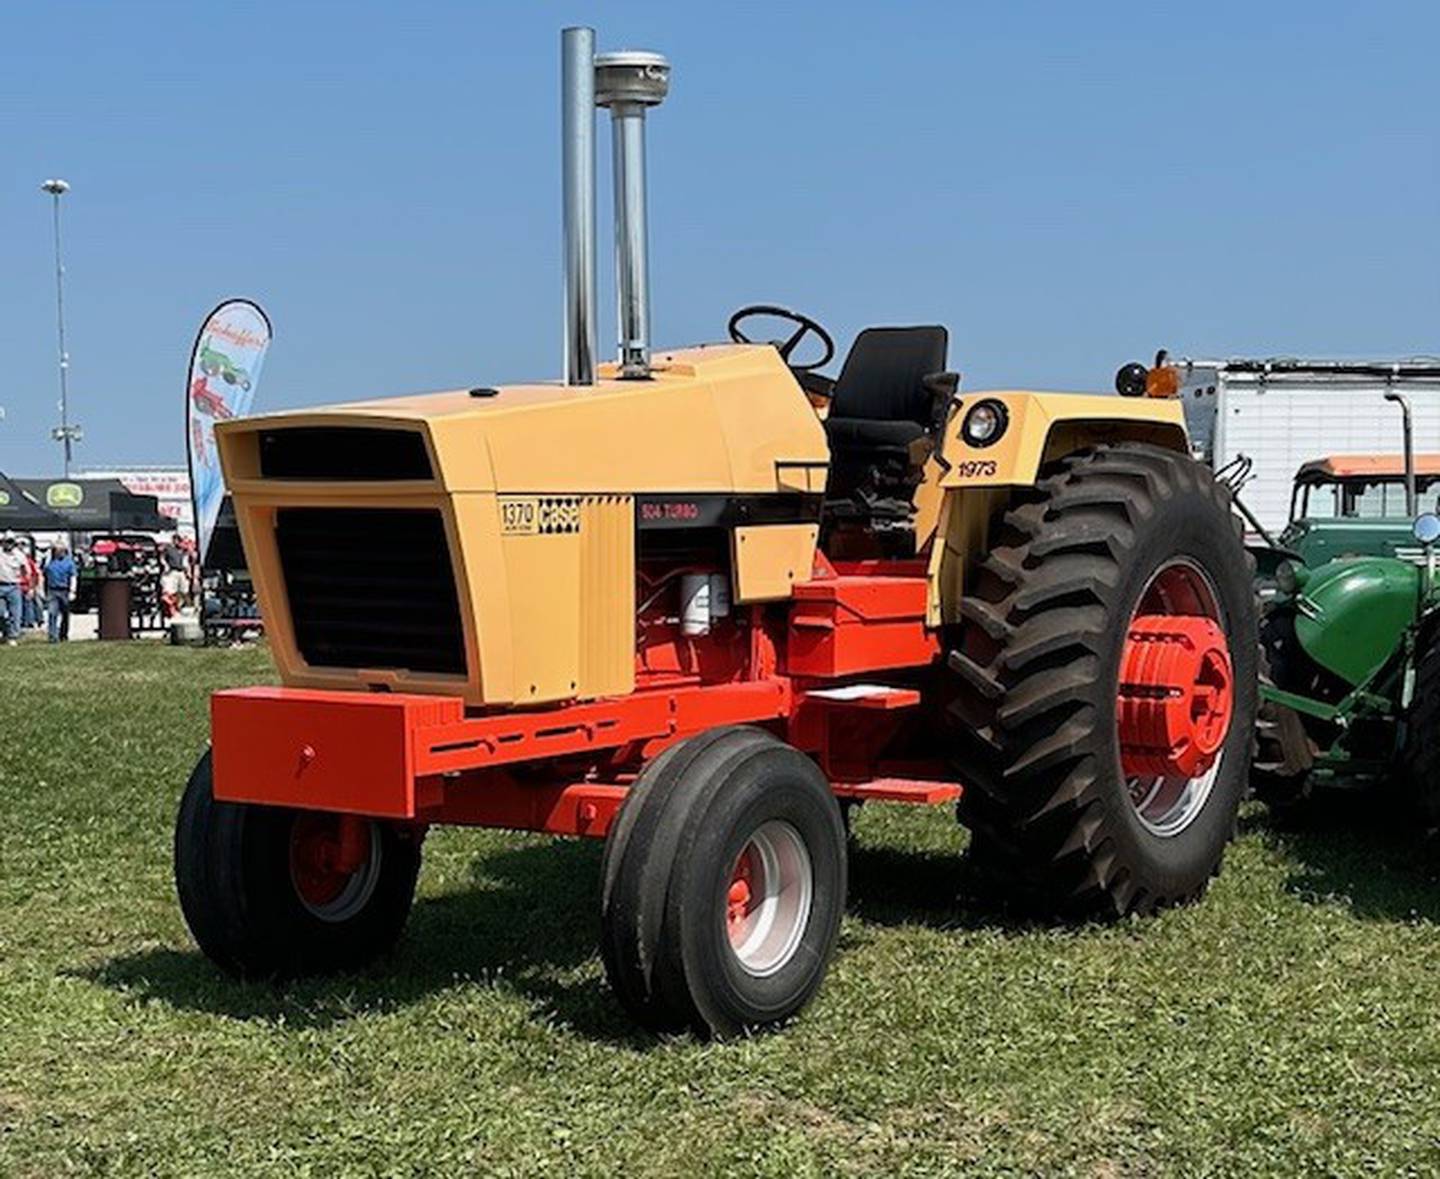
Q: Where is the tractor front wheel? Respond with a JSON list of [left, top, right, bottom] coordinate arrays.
[[947, 443, 1257, 917], [599, 726, 846, 1038], [174, 751, 423, 977]]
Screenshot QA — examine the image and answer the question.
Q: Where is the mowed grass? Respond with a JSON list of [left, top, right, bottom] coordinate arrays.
[[4, 644, 1440, 1176]]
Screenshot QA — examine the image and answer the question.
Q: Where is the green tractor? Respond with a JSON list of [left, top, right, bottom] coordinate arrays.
[[198, 339, 252, 391], [1254, 393, 1440, 817], [1280, 453, 1440, 567]]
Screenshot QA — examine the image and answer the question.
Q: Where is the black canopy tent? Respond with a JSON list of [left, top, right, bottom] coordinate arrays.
[[0, 471, 68, 532], [0, 475, 167, 534], [205, 494, 247, 572]]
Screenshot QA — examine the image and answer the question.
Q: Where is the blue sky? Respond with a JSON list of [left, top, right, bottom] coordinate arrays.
[[2, 0, 1438, 475]]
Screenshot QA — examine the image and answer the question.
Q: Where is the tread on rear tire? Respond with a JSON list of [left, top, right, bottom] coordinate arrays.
[[946, 443, 1257, 918]]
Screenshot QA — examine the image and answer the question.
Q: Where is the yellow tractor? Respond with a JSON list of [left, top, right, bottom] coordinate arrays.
[[175, 28, 1256, 1037]]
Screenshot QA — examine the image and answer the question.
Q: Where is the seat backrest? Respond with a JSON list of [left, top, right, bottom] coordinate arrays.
[[828, 326, 949, 423]]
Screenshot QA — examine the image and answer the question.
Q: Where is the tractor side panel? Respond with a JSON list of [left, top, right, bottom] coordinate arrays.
[[733, 523, 821, 603], [579, 496, 638, 697], [491, 494, 636, 704]]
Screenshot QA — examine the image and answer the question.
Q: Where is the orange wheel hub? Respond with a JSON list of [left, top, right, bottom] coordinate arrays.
[[727, 847, 759, 939], [1118, 615, 1234, 779], [289, 813, 371, 909]]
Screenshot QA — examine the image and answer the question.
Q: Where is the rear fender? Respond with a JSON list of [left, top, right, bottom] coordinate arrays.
[[924, 393, 1189, 626]]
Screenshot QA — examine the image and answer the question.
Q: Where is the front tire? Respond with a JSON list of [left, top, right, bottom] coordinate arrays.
[[947, 444, 1257, 917], [174, 751, 422, 977], [600, 727, 846, 1038]]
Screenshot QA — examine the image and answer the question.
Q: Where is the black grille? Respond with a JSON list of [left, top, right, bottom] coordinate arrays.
[[259, 428, 432, 480], [275, 508, 465, 675]]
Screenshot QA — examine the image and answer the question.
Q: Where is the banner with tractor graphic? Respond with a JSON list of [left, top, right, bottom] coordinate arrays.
[[186, 299, 272, 564]]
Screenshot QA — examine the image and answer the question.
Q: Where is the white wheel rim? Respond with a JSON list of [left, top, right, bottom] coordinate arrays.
[[1128, 755, 1225, 839], [725, 820, 814, 977]]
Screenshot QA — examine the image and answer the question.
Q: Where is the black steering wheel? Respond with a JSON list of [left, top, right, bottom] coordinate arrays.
[[727, 304, 836, 373]]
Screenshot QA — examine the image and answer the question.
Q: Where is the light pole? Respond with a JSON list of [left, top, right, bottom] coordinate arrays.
[[42, 178, 81, 475]]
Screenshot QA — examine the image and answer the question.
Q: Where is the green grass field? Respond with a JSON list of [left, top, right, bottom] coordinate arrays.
[[4, 643, 1440, 1176]]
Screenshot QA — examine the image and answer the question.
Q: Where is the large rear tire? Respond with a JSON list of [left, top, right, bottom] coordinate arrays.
[[175, 751, 423, 977], [1404, 618, 1440, 824], [600, 727, 846, 1038], [946, 444, 1257, 917]]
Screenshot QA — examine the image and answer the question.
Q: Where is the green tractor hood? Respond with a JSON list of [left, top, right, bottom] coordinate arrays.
[[1280, 517, 1425, 566], [1292, 556, 1420, 686]]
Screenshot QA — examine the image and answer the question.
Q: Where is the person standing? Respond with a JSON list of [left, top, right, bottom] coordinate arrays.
[[160, 532, 190, 617], [43, 541, 78, 643], [0, 532, 25, 646], [20, 542, 42, 630]]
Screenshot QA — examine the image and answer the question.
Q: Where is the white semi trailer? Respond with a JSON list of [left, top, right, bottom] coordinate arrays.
[[1159, 358, 1440, 535]]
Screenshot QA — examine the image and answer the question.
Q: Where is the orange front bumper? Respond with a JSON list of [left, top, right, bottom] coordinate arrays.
[[211, 687, 464, 819]]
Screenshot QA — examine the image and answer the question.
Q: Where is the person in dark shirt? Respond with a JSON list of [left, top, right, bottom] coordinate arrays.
[[160, 532, 192, 616], [162, 534, 187, 573], [43, 541, 77, 643]]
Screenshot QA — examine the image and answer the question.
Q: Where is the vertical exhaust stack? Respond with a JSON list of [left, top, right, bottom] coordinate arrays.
[[561, 27, 597, 386], [595, 51, 670, 379], [1384, 390, 1417, 515]]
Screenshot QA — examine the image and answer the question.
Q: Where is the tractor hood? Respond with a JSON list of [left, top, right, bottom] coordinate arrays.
[[210, 342, 829, 707], [1279, 516, 1428, 567], [1290, 555, 1420, 686], [215, 343, 828, 498]]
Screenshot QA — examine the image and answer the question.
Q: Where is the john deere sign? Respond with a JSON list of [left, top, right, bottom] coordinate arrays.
[[46, 482, 84, 508]]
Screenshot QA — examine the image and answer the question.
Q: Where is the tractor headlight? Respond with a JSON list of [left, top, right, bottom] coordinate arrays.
[[961, 399, 1008, 448], [1275, 560, 1309, 596]]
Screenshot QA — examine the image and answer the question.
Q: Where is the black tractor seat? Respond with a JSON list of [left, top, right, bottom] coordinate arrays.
[[825, 325, 949, 450], [820, 325, 954, 551], [823, 415, 929, 449]]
